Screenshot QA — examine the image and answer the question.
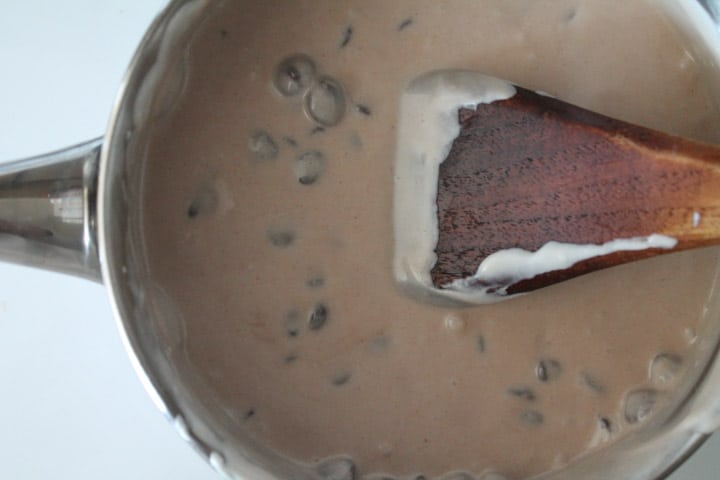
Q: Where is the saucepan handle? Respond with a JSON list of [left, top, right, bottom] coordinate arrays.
[[0, 138, 102, 281]]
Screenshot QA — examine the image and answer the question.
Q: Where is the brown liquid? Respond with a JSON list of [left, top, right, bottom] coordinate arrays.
[[140, 1, 720, 478]]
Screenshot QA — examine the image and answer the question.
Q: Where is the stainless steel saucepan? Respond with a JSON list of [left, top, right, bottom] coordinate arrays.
[[6, 1, 720, 479]]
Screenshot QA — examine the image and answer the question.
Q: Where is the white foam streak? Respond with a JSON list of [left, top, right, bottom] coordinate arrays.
[[445, 235, 678, 303]]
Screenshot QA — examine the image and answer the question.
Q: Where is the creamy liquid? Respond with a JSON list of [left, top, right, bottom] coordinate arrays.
[[140, 1, 720, 478]]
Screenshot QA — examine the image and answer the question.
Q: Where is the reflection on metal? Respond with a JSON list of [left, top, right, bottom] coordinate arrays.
[[0, 137, 101, 280], [700, 0, 720, 22], [50, 189, 84, 225]]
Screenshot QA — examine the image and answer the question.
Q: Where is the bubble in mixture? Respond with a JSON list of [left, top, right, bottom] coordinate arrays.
[[304, 76, 346, 127], [444, 314, 465, 332], [317, 457, 356, 480], [309, 303, 329, 330], [273, 54, 317, 97], [377, 441, 393, 456], [624, 388, 661, 424], [536, 358, 563, 383], [248, 130, 278, 161], [294, 150, 326, 185], [649, 353, 683, 386]]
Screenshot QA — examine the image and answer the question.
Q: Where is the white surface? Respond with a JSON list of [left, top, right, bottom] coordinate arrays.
[[0, 1, 718, 479], [0, 1, 216, 479]]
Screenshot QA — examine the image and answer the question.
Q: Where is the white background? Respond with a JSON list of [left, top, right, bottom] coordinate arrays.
[[0, 1, 719, 479]]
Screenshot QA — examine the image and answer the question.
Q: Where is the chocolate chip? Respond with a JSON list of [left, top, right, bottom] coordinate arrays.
[[476, 334, 486, 353], [598, 416, 613, 432], [349, 133, 363, 150], [508, 385, 536, 401], [307, 275, 325, 288], [355, 103, 372, 116], [579, 371, 605, 394], [285, 310, 302, 337], [332, 372, 351, 386], [187, 204, 199, 218], [309, 303, 329, 330], [565, 8, 577, 22], [243, 408, 256, 421], [521, 410, 544, 426], [267, 228, 295, 248], [340, 25, 353, 48], [186, 186, 218, 219], [369, 335, 391, 353], [536, 358, 563, 382], [398, 17, 414, 31]]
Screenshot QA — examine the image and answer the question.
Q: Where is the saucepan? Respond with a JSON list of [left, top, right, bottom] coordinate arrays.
[[5, 0, 720, 479]]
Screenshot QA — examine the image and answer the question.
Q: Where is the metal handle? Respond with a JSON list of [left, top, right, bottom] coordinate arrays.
[[0, 138, 102, 281]]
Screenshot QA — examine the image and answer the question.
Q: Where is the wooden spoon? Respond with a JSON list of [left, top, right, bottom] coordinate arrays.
[[393, 70, 720, 304]]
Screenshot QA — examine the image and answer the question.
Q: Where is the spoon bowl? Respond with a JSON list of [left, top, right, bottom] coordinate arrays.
[[393, 70, 720, 304]]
